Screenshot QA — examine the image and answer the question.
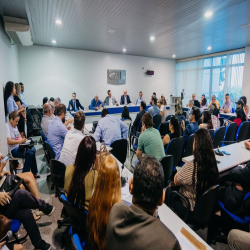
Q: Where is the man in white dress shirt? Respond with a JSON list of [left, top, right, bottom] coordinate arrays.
[[59, 110, 85, 166]]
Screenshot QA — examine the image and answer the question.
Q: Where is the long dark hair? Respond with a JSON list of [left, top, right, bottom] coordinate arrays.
[[202, 110, 213, 129], [236, 108, 246, 122], [4, 81, 14, 116], [67, 136, 97, 207], [121, 106, 131, 120], [170, 116, 180, 137], [193, 129, 219, 200]]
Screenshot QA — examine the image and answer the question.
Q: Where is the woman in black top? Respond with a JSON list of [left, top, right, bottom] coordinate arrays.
[[162, 116, 180, 146], [14, 83, 26, 137]]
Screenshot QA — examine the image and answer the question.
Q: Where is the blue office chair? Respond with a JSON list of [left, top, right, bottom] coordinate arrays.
[[8, 219, 28, 244], [183, 134, 194, 157], [232, 107, 235, 113], [153, 114, 162, 130], [158, 122, 170, 136], [220, 123, 237, 147], [235, 121, 250, 141], [213, 126, 226, 148], [165, 115, 174, 122]]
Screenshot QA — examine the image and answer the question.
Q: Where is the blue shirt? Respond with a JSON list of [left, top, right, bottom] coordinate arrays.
[[47, 116, 69, 160], [183, 121, 199, 145], [7, 95, 18, 114], [94, 115, 129, 146], [20, 92, 28, 107], [147, 105, 160, 117], [89, 98, 103, 110], [135, 97, 144, 105]]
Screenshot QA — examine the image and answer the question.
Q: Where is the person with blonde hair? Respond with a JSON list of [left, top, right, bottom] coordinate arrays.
[[161, 94, 167, 105], [87, 155, 121, 250]]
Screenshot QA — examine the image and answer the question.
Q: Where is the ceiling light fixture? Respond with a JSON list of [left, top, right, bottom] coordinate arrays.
[[55, 20, 62, 25], [52, 40, 57, 44], [207, 46, 212, 50], [205, 11, 213, 18], [123, 48, 126, 52], [172, 54, 176, 58], [150, 36, 155, 41]]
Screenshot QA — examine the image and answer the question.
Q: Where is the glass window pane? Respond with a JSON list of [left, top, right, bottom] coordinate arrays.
[[211, 67, 225, 107], [212, 56, 227, 66], [204, 58, 211, 67], [202, 69, 210, 103], [230, 52, 245, 65]]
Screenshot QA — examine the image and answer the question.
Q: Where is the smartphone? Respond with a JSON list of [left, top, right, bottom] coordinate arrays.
[[222, 151, 231, 155], [0, 156, 9, 163], [122, 200, 131, 206], [216, 160, 221, 164]]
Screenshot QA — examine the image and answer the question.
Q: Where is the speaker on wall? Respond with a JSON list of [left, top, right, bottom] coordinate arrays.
[[146, 70, 154, 75]]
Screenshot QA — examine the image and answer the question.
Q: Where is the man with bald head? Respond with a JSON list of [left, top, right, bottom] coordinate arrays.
[[120, 89, 132, 105], [41, 103, 53, 137]]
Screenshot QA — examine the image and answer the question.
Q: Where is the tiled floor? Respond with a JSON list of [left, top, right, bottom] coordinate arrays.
[[17, 137, 228, 249]]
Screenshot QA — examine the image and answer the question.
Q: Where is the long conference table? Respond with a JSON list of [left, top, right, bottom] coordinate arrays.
[[83, 123, 212, 250]]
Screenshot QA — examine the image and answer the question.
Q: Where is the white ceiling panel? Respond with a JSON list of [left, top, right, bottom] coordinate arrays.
[[0, 0, 250, 59]]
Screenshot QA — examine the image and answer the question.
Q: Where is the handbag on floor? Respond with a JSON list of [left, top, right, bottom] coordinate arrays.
[[95, 143, 109, 171]]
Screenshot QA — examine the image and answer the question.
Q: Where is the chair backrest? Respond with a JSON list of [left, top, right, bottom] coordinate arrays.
[[160, 155, 173, 187], [110, 139, 128, 164], [208, 129, 214, 140], [247, 122, 250, 140], [61, 194, 88, 235], [228, 116, 236, 122], [224, 123, 237, 142], [159, 122, 170, 136], [44, 141, 55, 161], [213, 126, 226, 148], [194, 185, 219, 226], [36, 108, 42, 123], [243, 192, 250, 212], [183, 134, 194, 157], [232, 107, 235, 113], [123, 119, 132, 137], [165, 115, 174, 122], [50, 159, 66, 197], [165, 137, 184, 167], [137, 120, 142, 132], [219, 118, 224, 127], [176, 115, 185, 121], [153, 115, 162, 130], [41, 132, 49, 164], [236, 121, 250, 141]]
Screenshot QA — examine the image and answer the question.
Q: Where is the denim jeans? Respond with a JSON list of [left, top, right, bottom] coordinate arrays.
[[11, 146, 38, 174]]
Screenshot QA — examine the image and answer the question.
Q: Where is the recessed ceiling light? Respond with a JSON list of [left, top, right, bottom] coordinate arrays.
[[55, 20, 62, 25], [123, 48, 126, 52], [207, 46, 212, 50], [172, 54, 176, 58], [52, 40, 57, 44], [205, 11, 213, 18], [108, 29, 117, 33], [150, 36, 155, 41]]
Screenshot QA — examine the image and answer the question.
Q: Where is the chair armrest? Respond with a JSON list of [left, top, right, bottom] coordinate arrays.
[[169, 190, 190, 223]]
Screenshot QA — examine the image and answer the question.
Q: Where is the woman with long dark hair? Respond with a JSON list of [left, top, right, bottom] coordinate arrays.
[[162, 116, 180, 146], [65, 136, 98, 210], [87, 155, 121, 250], [121, 106, 131, 121], [233, 107, 246, 128], [199, 109, 213, 129], [4, 81, 25, 117], [165, 129, 219, 222]]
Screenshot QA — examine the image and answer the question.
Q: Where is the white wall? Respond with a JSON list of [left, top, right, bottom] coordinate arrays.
[[242, 46, 250, 105], [18, 46, 176, 107], [0, 20, 20, 157]]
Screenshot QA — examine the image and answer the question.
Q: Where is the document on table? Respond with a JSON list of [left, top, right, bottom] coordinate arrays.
[[121, 182, 131, 200]]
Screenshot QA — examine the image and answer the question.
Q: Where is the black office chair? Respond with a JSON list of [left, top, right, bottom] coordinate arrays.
[[110, 139, 128, 165], [130, 132, 140, 167], [208, 129, 214, 140], [213, 126, 226, 148], [247, 122, 250, 140], [41, 131, 49, 164], [219, 118, 224, 127], [153, 114, 162, 130], [30, 108, 42, 136], [236, 121, 250, 142], [159, 122, 170, 137], [165, 115, 174, 122], [44, 141, 55, 188], [224, 123, 237, 142], [165, 137, 184, 169], [160, 155, 173, 187], [183, 134, 194, 157], [169, 184, 219, 243], [228, 116, 236, 122]]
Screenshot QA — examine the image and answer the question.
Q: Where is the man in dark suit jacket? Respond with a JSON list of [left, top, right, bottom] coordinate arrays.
[[132, 101, 146, 134], [120, 89, 132, 105], [68, 92, 84, 111], [106, 155, 181, 250]]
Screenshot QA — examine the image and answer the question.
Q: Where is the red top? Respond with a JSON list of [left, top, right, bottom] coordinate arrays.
[[234, 118, 242, 128]]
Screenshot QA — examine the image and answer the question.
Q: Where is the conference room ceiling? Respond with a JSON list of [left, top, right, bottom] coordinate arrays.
[[0, 0, 250, 59]]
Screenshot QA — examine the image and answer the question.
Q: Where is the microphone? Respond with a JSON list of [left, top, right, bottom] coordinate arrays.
[[0, 230, 12, 243]]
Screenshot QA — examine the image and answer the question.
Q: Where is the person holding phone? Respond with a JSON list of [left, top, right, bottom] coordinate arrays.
[[5, 111, 39, 178]]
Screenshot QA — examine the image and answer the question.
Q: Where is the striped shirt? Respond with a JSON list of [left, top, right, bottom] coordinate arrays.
[[177, 160, 197, 211]]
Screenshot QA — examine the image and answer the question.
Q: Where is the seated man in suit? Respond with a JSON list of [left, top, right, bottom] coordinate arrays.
[[103, 90, 118, 106], [68, 92, 84, 111], [132, 101, 146, 134], [89, 93, 103, 110], [120, 89, 132, 105], [93, 109, 128, 146], [106, 155, 181, 250]]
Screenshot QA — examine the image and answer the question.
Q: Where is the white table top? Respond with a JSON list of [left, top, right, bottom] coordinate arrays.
[[113, 158, 212, 249], [182, 141, 250, 173]]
